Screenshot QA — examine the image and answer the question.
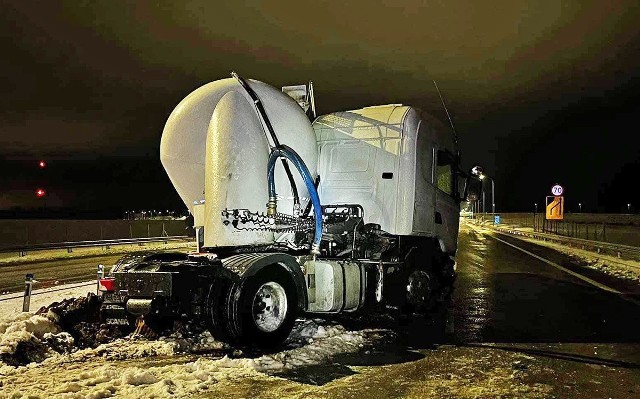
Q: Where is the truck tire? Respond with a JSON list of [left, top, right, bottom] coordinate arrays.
[[206, 265, 298, 349], [400, 239, 454, 315]]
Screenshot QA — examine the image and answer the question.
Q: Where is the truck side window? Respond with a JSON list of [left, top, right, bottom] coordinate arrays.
[[436, 150, 453, 195]]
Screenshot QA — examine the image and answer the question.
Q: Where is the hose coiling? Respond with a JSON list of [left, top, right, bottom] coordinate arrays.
[[267, 145, 322, 254]]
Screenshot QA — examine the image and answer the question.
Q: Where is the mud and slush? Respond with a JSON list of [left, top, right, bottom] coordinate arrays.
[[1, 295, 119, 366], [0, 293, 395, 398], [0, 294, 554, 399]]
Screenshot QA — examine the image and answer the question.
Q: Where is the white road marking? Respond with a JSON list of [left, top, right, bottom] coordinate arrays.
[[472, 226, 640, 307], [490, 233, 621, 293]]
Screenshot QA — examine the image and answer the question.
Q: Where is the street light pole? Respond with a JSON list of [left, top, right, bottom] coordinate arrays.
[[478, 173, 495, 215], [491, 178, 495, 214]]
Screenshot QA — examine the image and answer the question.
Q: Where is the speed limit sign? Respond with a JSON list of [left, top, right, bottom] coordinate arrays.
[[551, 184, 564, 196]]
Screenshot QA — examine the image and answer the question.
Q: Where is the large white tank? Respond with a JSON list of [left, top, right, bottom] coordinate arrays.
[[161, 77, 318, 248]]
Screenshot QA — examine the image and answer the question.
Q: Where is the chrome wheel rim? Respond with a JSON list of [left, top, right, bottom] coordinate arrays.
[[252, 281, 288, 332]]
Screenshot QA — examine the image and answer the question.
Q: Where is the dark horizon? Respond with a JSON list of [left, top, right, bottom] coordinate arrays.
[[1, 1, 639, 216]]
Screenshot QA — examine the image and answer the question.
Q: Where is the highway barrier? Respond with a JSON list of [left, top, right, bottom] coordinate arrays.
[[1, 236, 192, 257], [486, 223, 640, 263], [476, 212, 640, 247]]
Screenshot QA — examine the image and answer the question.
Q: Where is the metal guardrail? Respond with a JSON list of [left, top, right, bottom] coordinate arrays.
[[0, 281, 96, 303], [487, 224, 640, 263], [0, 236, 193, 256]]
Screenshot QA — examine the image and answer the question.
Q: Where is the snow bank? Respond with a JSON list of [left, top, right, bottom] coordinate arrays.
[[0, 281, 94, 316], [57, 319, 377, 371], [1, 318, 387, 398], [0, 281, 390, 398], [0, 311, 61, 365], [0, 282, 96, 368]]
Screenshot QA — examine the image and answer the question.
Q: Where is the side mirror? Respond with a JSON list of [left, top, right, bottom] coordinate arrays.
[[464, 175, 482, 202]]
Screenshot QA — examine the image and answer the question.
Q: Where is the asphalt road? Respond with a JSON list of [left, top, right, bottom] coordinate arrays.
[[451, 224, 640, 345]]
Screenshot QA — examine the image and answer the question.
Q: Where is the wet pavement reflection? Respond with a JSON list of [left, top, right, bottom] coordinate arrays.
[[337, 221, 640, 369], [450, 223, 640, 345]]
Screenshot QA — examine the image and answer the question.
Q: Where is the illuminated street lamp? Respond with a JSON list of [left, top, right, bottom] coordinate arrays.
[[534, 203, 538, 213], [35, 188, 46, 198], [471, 165, 484, 177], [38, 160, 46, 169], [469, 165, 485, 217], [628, 203, 631, 213], [578, 203, 582, 212], [477, 173, 496, 215]]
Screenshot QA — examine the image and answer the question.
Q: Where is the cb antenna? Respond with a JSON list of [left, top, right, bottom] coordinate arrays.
[[433, 80, 458, 146]]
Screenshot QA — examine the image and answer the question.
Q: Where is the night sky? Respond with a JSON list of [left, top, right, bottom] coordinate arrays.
[[1, 1, 639, 216]]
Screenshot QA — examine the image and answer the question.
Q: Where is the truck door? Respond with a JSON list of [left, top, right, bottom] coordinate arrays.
[[434, 149, 459, 254]]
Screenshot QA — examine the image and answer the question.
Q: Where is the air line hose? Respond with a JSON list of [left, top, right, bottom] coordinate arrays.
[[267, 145, 322, 254]]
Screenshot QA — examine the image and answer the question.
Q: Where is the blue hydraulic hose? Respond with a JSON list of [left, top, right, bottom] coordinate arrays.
[[267, 145, 322, 254]]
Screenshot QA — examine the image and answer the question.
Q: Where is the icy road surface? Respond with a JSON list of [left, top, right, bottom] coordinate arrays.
[[2, 221, 640, 398]]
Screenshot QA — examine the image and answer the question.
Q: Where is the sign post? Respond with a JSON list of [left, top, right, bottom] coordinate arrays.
[[22, 274, 35, 312], [97, 264, 105, 295]]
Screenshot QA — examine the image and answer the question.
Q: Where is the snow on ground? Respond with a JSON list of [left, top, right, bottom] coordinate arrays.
[[0, 281, 95, 316], [0, 281, 388, 398], [0, 281, 96, 369], [0, 321, 383, 398], [0, 312, 59, 359]]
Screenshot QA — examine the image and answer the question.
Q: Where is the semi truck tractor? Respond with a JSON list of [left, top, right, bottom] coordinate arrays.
[[100, 73, 480, 348]]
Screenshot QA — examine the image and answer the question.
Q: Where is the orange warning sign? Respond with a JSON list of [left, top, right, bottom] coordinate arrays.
[[546, 196, 564, 220]]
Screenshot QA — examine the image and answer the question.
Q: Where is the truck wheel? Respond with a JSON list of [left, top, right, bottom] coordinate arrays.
[[438, 254, 456, 287], [206, 265, 298, 349], [236, 266, 298, 349]]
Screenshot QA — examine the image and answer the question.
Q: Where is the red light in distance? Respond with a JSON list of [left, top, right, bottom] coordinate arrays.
[[38, 160, 46, 168], [35, 188, 46, 198]]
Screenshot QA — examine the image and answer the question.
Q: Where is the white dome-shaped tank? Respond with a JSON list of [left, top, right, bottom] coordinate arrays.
[[160, 77, 318, 248]]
